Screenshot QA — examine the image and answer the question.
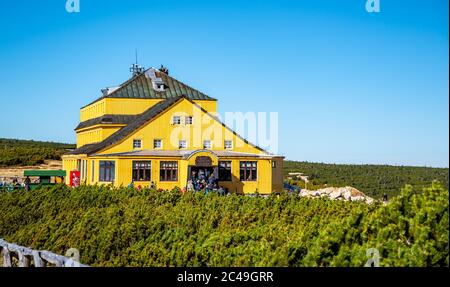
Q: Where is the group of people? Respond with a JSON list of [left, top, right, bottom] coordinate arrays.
[[186, 170, 227, 195], [0, 176, 37, 192]]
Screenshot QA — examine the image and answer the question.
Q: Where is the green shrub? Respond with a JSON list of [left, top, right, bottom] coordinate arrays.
[[0, 183, 447, 266]]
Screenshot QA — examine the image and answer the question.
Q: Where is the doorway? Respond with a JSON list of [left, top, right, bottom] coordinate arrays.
[[189, 166, 216, 180]]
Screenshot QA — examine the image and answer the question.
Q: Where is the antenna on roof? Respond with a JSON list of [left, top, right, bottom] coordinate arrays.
[[135, 48, 138, 65], [130, 49, 145, 77]]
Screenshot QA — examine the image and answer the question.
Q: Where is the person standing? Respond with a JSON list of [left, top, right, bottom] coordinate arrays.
[[24, 176, 31, 191]]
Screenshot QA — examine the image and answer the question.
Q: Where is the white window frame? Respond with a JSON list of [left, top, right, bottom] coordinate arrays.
[[179, 140, 187, 149], [203, 140, 212, 149], [172, 116, 181, 125], [153, 139, 162, 149], [185, 116, 193, 125], [224, 140, 233, 149], [133, 139, 142, 149]]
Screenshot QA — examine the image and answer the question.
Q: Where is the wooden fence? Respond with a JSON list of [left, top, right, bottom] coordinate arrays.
[[0, 239, 88, 267]]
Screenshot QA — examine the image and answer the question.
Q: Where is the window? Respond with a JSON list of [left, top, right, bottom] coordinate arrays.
[[240, 161, 257, 181], [132, 161, 151, 181], [99, 161, 115, 182], [133, 139, 142, 149], [218, 161, 232, 181], [185, 116, 193, 125], [224, 140, 233, 149], [179, 140, 187, 149], [272, 161, 276, 168], [172, 116, 181, 125], [160, 161, 178, 181], [154, 139, 162, 149], [203, 140, 212, 149]]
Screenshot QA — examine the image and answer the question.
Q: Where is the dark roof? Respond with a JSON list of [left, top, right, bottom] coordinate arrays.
[[75, 114, 139, 131], [24, 170, 67, 177], [67, 96, 186, 155], [82, 68, 215, 109]]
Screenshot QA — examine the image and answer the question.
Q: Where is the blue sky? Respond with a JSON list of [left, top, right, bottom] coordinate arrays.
[[0, 0, 448, 167]]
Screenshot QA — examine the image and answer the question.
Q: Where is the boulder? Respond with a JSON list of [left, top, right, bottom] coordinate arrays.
[[330, 190, 342, 200], [343, 190, 352, 200], [350, 195, 365, 202]]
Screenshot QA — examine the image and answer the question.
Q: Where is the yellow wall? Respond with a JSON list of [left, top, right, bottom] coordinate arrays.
[[76, 125, 123, 147], [80, 98, 217, 122], [80, 99, 106, 122], [217, 158, 272, 194], [96, 98, 262, 155], [105, 98, 162, 116], [62, 156, 274, 194], [193, 100, 217, 113]]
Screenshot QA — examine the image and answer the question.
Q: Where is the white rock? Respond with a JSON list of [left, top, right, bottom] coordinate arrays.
[[351, 196, 364, 202], [330, 190, 342, 200], [343, 190, 352, 200]]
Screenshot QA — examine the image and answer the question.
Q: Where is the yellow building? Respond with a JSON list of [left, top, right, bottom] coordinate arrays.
[[62, 66, 284, 194]]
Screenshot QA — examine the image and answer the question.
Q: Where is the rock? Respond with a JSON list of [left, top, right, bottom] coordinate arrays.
[[330, 190, 342, 200], [343, 190, 352, 200], [298, 186, 374, 205], [351, 195, 365, 202]]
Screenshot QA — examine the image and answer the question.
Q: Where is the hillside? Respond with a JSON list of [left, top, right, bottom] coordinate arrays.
[[0, 138, 75, 167], [0, 184, 447, 266], [284, 161, 449, 199]]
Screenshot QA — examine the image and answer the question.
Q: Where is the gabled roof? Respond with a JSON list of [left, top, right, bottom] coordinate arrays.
[[68, 96, 186, 155], [75, 114, 139, 131], [82, 68, 215, 109], [67, 95, 270, 156]]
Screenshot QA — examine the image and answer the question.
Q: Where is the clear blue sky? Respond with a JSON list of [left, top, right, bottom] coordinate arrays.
[[0, 0, 448, 167]]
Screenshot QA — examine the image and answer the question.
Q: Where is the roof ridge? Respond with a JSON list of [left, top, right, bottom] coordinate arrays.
[[80, 67, 215, 109], [156, 68, 213, 100]]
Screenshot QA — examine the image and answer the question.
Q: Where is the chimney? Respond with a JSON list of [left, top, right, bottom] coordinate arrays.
[[160, 65, 169, 75], [101, 88, 110, 96]]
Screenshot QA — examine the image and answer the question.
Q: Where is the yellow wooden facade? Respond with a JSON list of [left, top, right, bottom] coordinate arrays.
[[63, 68, 283, 194]]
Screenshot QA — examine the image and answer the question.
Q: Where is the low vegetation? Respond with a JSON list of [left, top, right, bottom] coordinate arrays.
[[284, 161, 449, 199], [0, 138, 75, 167], [0, 183, 447, 267]]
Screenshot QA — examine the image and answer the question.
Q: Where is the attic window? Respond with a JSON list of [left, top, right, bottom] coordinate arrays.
[[203, 140, 212, 149], [133, 139, 142, 149], [157, 84, 166, 91], [172, 116, 181, 125], [224, 140, 232, 149]]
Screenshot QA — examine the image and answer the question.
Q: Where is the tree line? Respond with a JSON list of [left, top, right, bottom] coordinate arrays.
[[284, 160, 449, 199], [0, 138, 75, 167]]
